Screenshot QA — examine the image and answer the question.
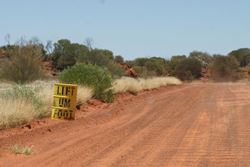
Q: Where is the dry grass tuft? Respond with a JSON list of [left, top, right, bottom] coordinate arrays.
[[77, 86, 93, 104], [29, 80, 93, 105], [112, 77, 141, 94], [10, 145, 33, 155], [0, 77, 181, 129], [112, 76, 182, 94], [0, 80, 94, 129], [0, 99, 36, 128]]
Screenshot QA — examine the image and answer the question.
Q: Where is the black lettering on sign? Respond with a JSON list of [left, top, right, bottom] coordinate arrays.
[[52, 108, 74, 119], [62, 86, 65, 95], [58, 110, 62, 118], [53, 110, 57, 118], [66, 87, 71, 96], [59, 98, 71, 108], [56, 85, 76, 96], [57, 86, 60, 95], [64, 110, 69, 118], [71, 87, 75, 96], [69, 110, 73, 118], [57, 86, 65, 96]]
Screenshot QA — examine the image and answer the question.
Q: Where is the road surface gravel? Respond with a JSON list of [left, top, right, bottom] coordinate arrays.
[[1, 83, 250, 167]]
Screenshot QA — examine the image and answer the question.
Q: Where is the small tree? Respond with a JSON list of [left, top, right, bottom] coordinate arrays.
[[106, 61, 125, 79], [85, 49, 111, 66], [52, 39, 89, 70], [229, 48, 250, 67], [131, 57, 169, 77], [189, 51, 213, 67], [114, 55, 124, 64], [175, 58, 202, 81], [145, 60, 166, 76], [169, 55, 187, 75], [0, 41, 43, 83], [134, 57, 148, 66], [211, 55, 239, 81], [133, 66, 149, 78]]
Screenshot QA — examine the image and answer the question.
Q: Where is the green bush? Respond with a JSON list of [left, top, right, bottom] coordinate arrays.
[[133, 66, 147, 78], [132, 57, 169, 77], [77, 49, 114, 67], [175, 58, 202, 81], [59, 64, 114, 102], [100, 89, 115, 103], [52, 39, 89, 70], [189, 51, 213, 67], [169, 55, 187, 75], [145, 60, 166, 76], [106, 62, 125, 79], [229, 48, 250, 67], [114, 55, 124, 64], [211, 55, 240, 81]]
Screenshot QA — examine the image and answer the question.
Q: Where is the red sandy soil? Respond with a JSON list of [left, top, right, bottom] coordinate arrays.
[[1, 83, 250, 167]]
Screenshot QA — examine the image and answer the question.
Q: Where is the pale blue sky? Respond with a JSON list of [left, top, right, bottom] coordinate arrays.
[[0, 0, 249, 60]]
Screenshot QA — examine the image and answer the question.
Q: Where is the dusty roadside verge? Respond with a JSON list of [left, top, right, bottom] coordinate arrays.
[[0, 85, 184, 143]]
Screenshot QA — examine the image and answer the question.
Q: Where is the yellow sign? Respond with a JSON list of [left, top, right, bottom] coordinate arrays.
[[51, 83, 78, 120]]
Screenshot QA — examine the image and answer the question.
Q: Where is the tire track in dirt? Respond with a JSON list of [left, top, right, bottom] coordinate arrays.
[[81, 86, 205, 167], [38, 86, 201, 167], [1, 83, 250, 167]]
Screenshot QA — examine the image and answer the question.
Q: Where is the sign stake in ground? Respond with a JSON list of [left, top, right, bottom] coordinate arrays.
[[51, 83, 78, 120]]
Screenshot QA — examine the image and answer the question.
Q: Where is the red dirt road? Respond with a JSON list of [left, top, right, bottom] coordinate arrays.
[[1, 83, 250, 167]]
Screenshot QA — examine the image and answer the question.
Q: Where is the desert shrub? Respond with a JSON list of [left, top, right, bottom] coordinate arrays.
[[52, 39, 89, 70], [175, 58, 202, 81], [0, 98, 36, 128], [77, 49, 114, 67], [133, 66, 159, 78], [59, 64, 114, 102], [145, 60, 166, 76], [114, 55, 124, 64], [0, 79, 95, 129], [133, 66, 149, 78], [211, 55, 240, 81], [169, 55, 187, 75], [112, 77, 141, 94], [77, 86, 93, 104], [0, 48, 4, 56], [229, 48, 250, 67], [95, 49, 114, 60], [77, 48, 123, 78], [99, 89, 115, 103], [84, 50, 110, 66], [1, 85, 43, 109], [0, 43, 43, 84], [189, 51, 213, 67], [112, 77, 182, 94], [106, 61, 125, 79], [134, 58, 149, 66], [0, 85, 48, 128], [131, 57, 169, 77]]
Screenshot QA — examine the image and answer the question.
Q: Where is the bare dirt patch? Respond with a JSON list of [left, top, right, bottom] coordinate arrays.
[[1, 83, 250, 167]]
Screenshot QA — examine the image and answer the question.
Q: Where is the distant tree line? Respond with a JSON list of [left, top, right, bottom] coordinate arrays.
[[0, 37, 250, 83]]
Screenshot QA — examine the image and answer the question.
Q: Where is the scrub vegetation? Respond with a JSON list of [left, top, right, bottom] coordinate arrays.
[[0, 81, 93, 129], [1, 36, 250, 129], [112, 77, 181, 94]]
